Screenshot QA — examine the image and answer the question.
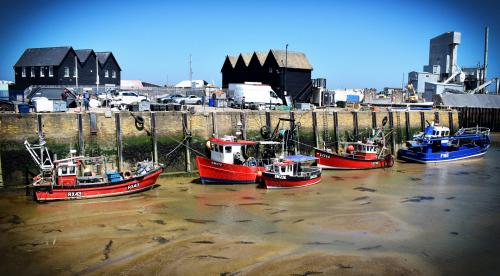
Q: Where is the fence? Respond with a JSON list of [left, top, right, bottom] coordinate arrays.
[[456, 107, 500, 131]]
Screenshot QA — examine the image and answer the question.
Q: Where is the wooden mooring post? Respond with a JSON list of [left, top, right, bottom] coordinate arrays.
[[211, 111, 217, 137], [448, 111, 454, 133], [352, 111, 359, 138], [290, 111, 298, 154], [182, 112, 191, 172], [265, 111, 271, 130], [37, 114, 43, 137], [420, 111, 425, 131], [312, 112, 319, 148], [78, 113, 84, 155], [388, 112, 396, 154], [115, 113, 123, 172], [371, 111, 377, 128], [240, 112, 247, 140], [333, 111, 339, 153], [434, 111, 440, 124], [151, 112, 158, 164], [405, 111, 410, 141]]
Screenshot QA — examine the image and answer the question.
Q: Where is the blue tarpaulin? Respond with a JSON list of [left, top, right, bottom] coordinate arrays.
[[284, 155, 317, 162]]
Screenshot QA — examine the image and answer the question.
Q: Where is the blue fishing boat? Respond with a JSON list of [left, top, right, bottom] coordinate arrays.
[[398, 122, 491, 163]]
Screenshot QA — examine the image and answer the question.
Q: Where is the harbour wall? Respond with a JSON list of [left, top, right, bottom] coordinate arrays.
[[0, 109, 459, 187]]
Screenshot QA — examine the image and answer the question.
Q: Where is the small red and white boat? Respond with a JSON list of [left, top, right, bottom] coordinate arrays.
[[196, 136, 272, 184], [315, 127, 394, 170], [262, 155, 321, 189], [25, 136, 163, 202]]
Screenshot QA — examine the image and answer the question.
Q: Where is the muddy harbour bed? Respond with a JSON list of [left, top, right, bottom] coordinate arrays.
[[1, 146, 500, 275]]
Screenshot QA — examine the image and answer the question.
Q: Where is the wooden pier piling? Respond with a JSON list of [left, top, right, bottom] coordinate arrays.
[[78, 113, 84, 155], [312, 112, 319, 148], [405, 111, 411, 140], [151, 112, 158, 164], [333, 111, 339, 153], [352, 111, 359, 138], [182, 112, 191, 172], [115, 113, 123, 172]]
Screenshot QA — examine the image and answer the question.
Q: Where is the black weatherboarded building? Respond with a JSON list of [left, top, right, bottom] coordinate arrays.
[[11, 46, 121, 96], [221, 49, 313, 101]]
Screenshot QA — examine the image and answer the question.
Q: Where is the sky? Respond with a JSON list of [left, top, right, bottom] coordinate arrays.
[[0, 0, 499, 90]]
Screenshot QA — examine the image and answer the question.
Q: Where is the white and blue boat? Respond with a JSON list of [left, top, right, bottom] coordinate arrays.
[[398, 122, 491, 163]]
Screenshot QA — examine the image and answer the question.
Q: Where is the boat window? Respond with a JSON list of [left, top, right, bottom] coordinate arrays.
[[280, 166, 286, 173], [69, 166, 76, 174], [218, 145, 223, 152], [225, 146, 232, 153], [213, 144, 218, 152], [61, 166, 67, 175]]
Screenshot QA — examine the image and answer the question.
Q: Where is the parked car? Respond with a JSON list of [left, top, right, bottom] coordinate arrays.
[[177, 95, 202, 105], [157, 94, 184, 104], [110, 91, 149, 110]]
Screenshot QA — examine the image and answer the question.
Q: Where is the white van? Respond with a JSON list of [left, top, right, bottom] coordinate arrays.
[[228, 83, 283, 109]]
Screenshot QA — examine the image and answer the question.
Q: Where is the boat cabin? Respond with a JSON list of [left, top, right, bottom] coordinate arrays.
[[268, 160, 295, 176], [209, 136, 256, 165], [345, 142, 378, 160], [56, 161, 78, 185], [423, 123, 450, 138]]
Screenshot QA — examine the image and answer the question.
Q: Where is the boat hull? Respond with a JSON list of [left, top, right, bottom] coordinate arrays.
[[34, 167, 163, 201], [315, 149, 393, 169], [398, 145, 489, 164], [196, 156, 264, 184], [262, 171, 322, 189]]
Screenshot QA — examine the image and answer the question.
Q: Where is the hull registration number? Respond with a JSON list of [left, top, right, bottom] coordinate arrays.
[[127, 183, 140, 190], [67, 191, 82, 197]]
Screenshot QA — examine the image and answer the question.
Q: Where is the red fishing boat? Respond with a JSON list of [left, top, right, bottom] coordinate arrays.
[[315, 126, 394, 170], [25, 135, 163, 202], [262, 155, 321, 189], [196, 136, 280, 184]]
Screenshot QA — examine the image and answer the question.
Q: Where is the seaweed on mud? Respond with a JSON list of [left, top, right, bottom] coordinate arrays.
[[358, 245, 382, 250], [235, 219, 252, 223], [291, 271, 324, 276], [269, 209, 287, 214], [178, 188, 189, 192], [42, 228, 62, 233], [192, 240, 215, 244], [242, 196, 256, 200], [455, 171, 470, 175], [225, 188, 239, 191], [185, 218, 216, 224], [196, 255, 229, 260], [409, 177, 422, 181], [8, 215, 24, 225], [102, 240, 113, 260], [401, 196, 434, 203], [353, 196, 369, 201], [265, 231, 278, 234], [153, 236, 170, 244], [151, 219, 166, 225], [304, 241, 332, 245], [353, 187, 377, 192], [336, 264, 353, 269], [331, 176, 346, 181], [206, 204, 229, 207], [292, 219, 304, 223], [446, 196, 456, 200], [283, 193, 295, 196], [236, 241, 255, 244], [239, 203, 269, 206], [220, 271, 241, 276], [96, 224, 106, 228], [271, 219, 283, 223]]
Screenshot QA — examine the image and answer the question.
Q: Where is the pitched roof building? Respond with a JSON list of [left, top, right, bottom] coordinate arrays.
[[221, 49, 313, 101], [11, 46, 121, 93]]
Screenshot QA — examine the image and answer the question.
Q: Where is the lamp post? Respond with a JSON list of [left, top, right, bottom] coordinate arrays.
[[284, 43, 288, 97]]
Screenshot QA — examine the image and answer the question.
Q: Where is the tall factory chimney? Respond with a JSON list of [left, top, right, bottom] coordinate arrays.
[[483, 26, 489, 85]]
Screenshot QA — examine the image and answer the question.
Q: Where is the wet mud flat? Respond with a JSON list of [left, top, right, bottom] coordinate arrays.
[[1, 147, 500, 275]]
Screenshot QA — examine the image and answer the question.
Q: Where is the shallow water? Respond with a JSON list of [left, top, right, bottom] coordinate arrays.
[[1, 147, 500, 275]]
